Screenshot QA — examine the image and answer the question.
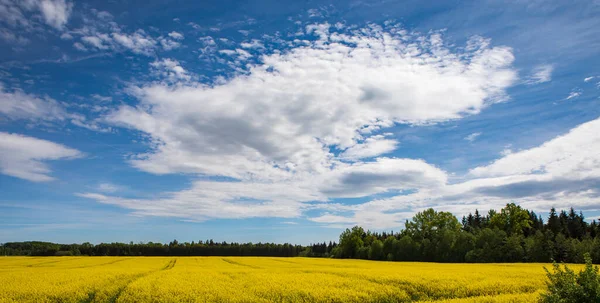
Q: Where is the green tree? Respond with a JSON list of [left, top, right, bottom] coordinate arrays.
[[490, 203, 532, 235], [338, 226, 365, 258], [405, 208, 461, 240], [503, 234, 525, 262], [396, 235, 419, 261], [368, 240, 384, 260], [383, 236, 397, 259]]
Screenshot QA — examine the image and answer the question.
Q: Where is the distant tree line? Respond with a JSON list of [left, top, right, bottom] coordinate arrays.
[[3, 204, 599, 263], [332, 204, 600, 263], [0, 240, 306, 257]]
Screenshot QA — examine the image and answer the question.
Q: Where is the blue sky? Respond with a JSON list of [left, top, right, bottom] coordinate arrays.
[[1, 0, 599, 245]]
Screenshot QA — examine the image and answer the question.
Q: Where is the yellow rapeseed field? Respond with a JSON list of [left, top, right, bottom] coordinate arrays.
[[0, 257, 580, 303]]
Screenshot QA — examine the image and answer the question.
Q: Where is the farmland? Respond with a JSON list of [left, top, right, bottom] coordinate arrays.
[[0, 257, 576, 303]]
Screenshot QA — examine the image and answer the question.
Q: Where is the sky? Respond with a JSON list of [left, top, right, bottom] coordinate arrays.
[[1, 0, 599, 245]]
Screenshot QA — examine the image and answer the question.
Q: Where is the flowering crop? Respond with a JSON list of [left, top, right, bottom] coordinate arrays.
[[0, 257, 581, 302]]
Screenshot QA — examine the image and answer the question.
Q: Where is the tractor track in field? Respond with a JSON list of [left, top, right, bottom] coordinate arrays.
[[221, 258, 261, 269], [268, 258, 301, 265], [26, 257, 84, 267], [84, 258, 178, 303], [70, 258, 129, 269]]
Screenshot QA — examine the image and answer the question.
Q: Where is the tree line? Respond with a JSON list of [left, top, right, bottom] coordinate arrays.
[[0, 240, 305, 257], [3, 203, 600, 263], [332, 204, 600, 263]]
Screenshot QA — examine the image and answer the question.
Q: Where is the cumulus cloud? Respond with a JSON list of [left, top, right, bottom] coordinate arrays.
[[168, 31, 184, 40], [69, 13, 182, 55], [106, 24, 516, 180], [82, 24, 521, 226], [525, 64, 553, 84], [322, 117, 600, 228], [0, 84, 67, 121], [86, 116, 600, 228], [0, 84, 111, 132], [0, 0, 73, 30], [319, 158, 447, 198], [0, 132, 81, 182], [469, 118, 600, 179], [150, 58, 192, 82], [340, 135, 398, 160], [36, 0, 73, 30]]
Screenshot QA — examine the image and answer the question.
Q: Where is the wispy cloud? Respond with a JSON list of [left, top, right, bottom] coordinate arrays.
[[565, 89, 582, 100], [525, 64, 553, 84], [97, 183, 125, 193], [0, 132, 82, 182], [464, 132, 482, 142]]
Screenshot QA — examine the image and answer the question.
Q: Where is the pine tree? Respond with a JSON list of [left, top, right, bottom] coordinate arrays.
[[547, 207, 561, 236]]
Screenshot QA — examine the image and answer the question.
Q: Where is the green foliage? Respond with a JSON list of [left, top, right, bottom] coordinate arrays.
[[405, 208, 461, 241], [489, 203, 532, 235], [368, 240, 384, 260], [339, 226, 365, 259], [5, 204, 600, 263], [541, 253, 600, 303]]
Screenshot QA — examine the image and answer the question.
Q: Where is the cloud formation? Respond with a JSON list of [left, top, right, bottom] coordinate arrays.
[[0, 132, 81, 182], [525, 64, 553, 84], [0, 84, 67, 121], [464, 132, 482, 142], [67, 11, 182, 55], [77, 25, 523, 226], [0, 0, 73, 31], [150, 58, 192, 82], [322, 117, 600, 228], [106, 25, 516, 181]]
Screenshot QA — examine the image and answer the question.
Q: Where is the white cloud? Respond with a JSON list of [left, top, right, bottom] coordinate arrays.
[[240, 39, 264, 49], [325, 116, 600, 228], [464, 132, 482, 142], [84, 113, 600, 229], [470, 117, 600, 179], [78, 30, 183, 55], [0, 132, 81, 182], [584, 76, 595, 82], [78, 180, 323, 220], [96, 182, 124, 193], [339, 135, 398, 160], [73, 41, 87, 51], [111, 30, 157, 55], [106, 25, 516, 181], [0, 28, 29, 45], [90, 94, 112, 102], [37, 0, 73, 30], [319, 158, 447, 198], [525, 64, 553, 84], [0, 0, 73, 30], [566, 89, 582, 100], [70, 14, 182, 55], [168, 31, 184, 40], [83, 24, 519, 226], [150, 58, 192, 82], [0, 83, 67, 121], [0, 84, 110, 132], [159, 36, 181, 51]]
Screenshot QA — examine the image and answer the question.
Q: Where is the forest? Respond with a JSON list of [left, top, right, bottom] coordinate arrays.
[[3, 203, 600, 264]]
